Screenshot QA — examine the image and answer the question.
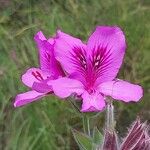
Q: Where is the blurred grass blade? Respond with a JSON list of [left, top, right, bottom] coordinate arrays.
[[14, 24, 38, 37]]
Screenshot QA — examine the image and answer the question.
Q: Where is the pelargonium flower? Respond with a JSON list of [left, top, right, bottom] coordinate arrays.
[[14, 31, 64, 107], [39, 26, 143, 112]]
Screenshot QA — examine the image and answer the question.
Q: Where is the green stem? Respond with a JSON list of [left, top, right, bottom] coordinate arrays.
[[87, 116, 90, 136], [82, 115, 91, 136], [82, 115, 86, 134]]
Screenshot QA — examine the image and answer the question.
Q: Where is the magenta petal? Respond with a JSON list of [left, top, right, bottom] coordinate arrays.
[[34, 31, 64, 77], [22, 68, 50, 88], [34, 31, 51, 71], [99, 80, 143, 102], [14, 90, 45, 107], [87, 26, 126, 84], [81, 91, 106, 112], [54, 30, 86, 75], [48, 38, 55, 45], [32, 82, 52, 93], [48, 77, 84, 98]]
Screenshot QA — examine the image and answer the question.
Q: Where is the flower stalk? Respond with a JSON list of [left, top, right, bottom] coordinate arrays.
[[101, 98, 119, 150], [82, 115, 91, 136], [106, 98, 115, 133]]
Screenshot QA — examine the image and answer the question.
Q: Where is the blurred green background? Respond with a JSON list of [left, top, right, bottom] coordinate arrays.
[[0, 0, 150, 149]]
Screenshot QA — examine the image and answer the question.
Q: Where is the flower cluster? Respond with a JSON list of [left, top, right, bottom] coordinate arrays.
[[14, 26, 143, 112]]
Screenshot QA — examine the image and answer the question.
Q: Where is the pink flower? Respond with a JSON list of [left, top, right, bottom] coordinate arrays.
[[45, 26, 143, 112], [14, 31, 64, 107]]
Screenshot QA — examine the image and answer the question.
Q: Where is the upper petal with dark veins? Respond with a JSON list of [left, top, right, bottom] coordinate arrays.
[[34, 31, 64, 77], [87, 26, 126, 84], [54, 30, 87, 78]]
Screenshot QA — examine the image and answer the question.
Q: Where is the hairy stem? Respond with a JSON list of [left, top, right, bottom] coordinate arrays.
[[106, 98, 115, 132], [101, 98, 119, 150]]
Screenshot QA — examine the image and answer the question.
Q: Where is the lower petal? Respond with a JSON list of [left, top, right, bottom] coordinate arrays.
[[48, 77, 84, 98], [32, 82, 52, 93], [81, 91, 106, 112], [99, 80, 143, 102], [22, 68, 50, 88], [14, 90, 45, 107]]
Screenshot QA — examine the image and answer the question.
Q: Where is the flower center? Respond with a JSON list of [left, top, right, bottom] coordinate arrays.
[[87, 88, 96, 94]]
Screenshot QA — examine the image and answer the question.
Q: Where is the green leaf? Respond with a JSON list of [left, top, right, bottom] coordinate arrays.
[[93, 127, 103, 145], [72, 129, 93, 150]]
